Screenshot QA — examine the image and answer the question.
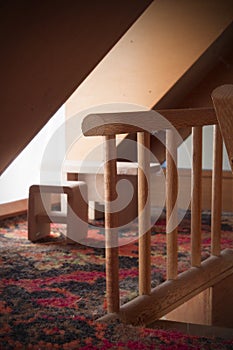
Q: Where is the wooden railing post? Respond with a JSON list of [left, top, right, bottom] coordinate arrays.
[[138, 131, 151, 295], [212, 84, 233, 173], [211, 125, 223, 256], [191, 126, 203, 267], [166, 130, 178, 280], [104, 135, 119, 313]]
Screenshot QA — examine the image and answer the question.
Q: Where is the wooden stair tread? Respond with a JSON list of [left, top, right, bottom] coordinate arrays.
[[149, 319, 233, 340]]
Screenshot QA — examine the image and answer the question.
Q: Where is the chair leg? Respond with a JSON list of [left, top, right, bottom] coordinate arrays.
[[28, 188, 51, 242], [67, 182, 88, 242], [28, 182, 88, 243]]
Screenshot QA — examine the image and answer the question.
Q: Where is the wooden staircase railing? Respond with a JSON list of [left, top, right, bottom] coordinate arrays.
[[82, 98, 233, 326]]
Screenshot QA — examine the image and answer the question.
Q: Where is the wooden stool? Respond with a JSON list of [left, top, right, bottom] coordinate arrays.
[[28, 181, 88, 242]]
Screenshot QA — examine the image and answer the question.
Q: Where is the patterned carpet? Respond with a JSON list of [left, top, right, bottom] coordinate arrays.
[[0, 212, 233, 349]]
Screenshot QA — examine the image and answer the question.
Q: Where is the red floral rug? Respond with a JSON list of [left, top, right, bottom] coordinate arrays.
[[0, 212, 232, 349]]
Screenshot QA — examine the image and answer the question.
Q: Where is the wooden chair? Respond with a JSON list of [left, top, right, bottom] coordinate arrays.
[[28, 181, 88, 243]]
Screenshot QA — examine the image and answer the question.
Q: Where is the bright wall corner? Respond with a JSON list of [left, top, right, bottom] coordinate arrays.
[[0, 106, 65, 204]]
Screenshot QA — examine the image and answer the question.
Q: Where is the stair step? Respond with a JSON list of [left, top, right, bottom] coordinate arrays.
[[149, 319, 233, 340]]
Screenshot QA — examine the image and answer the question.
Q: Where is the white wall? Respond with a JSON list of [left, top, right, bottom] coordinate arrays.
[[0, 106, 65, 204], [178, 125, 231, 170]]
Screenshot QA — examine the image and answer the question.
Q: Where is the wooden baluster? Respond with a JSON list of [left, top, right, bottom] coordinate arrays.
[[191, 126, 202, 267], [212, 84, 233, 173], [138, 131, 151, 295], [211, 125, 223, 256], [104, 135, 119, 313], [166, 130, 178, 280]]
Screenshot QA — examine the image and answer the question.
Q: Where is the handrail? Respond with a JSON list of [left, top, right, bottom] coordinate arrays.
[[82, 107, 217, 136]]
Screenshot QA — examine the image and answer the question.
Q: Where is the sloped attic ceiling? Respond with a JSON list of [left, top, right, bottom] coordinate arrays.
[[0, 0, 152, 175], [65, 0, 233, 163]]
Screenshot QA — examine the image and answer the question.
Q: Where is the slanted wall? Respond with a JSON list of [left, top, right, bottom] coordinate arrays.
[[66, 0, 233, 163], [0, 0, 152, 174]]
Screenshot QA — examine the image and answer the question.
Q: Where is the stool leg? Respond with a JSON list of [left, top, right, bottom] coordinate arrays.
[[66, 183, 88, 242], [28, 189, 51, 242]]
